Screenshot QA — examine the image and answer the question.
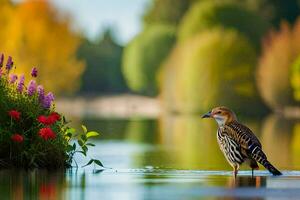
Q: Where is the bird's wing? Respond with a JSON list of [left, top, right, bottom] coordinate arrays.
[[223, 121, 262, 152], [223, 122, 281, 175]]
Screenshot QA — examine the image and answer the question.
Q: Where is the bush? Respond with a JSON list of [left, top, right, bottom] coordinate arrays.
[[178, 1, 269, 50], [160, 29, 266, 115], [257, 20, 300, 110], [122, 25, 176, 95], [0, 55, 101, 169]]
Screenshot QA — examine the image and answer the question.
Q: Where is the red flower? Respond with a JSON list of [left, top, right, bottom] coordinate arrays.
[[11, 134, 24, 143], [50, 112, 60, 121], [8, 110, 21, 121], [37, 115, 48, 125], [39, 127, 56, 140], [37, 113, 60, 125]]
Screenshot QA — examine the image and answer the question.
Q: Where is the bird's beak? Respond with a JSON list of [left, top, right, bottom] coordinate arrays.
[[201, 111, 212, 118]]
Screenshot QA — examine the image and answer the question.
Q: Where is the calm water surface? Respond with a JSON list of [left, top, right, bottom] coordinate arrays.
[[1, 114, 300, 200]]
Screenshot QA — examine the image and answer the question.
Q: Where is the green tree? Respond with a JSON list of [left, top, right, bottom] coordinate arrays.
[[161, 29, 266, 115], [122, 25, 176, 95], [77, 29, 127, 94], [178, 1, 269, 50], [143, 0, 195, 27]]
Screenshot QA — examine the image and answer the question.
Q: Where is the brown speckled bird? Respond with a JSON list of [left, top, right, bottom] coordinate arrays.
[[202, 106, 282, 177]]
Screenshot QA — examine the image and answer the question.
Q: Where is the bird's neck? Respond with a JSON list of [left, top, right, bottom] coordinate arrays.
[[215, 116, 237, 127]]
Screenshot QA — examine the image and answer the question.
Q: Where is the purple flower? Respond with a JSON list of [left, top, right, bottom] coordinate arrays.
[[17, 74, 25, 93], [37, 85, 45, 102], [6, 56, 13, 71], [27, 80, 37, 96], [0, 54, 4, 67], [9, 74, 18, 84], [31, 67, 38, 77], [42, 92, 55, 109]]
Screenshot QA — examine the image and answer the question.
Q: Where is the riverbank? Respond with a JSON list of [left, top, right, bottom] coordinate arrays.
[[56, 94, 160, 119]]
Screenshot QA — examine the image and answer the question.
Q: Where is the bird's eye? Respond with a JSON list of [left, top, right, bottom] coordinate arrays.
[[216, 111, 222, 114]]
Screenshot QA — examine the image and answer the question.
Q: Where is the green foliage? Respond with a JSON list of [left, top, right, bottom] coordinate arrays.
[[122, 25, 176, 95], [257, 21, 300, 109], [160, 29, 266, 115], [143, 0, 195, 26], [77, 29, 127, 94], [178, 1, 269, 50], [65, 125, 102, 168], [291, 56, 300, 101]]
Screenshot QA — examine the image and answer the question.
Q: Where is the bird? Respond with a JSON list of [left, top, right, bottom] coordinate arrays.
[[202, 106, 282, 178]]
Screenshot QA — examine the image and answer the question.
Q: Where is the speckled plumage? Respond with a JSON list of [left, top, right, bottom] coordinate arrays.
[[202, 107, 282, 176]]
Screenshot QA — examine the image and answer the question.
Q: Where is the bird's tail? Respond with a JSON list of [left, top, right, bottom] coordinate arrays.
[[262, 161, 282, 176], [250, 146, 282, 176]]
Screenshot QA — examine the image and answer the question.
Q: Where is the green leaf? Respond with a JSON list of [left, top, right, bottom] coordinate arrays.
[[82, 125, 87, 133], [65, 132, 72, 138], [66, 128, 76, 135], [81, 134, 87, 141], [93, 159, 104, 167], [79, 151, 86, 156], [86, 143, 95, 147], [78, 140, 84, 147], [66, 144, 74, 152], [82, 145, 88, 153], [82, 159, 94, 167], [86, 131, 99, 138]]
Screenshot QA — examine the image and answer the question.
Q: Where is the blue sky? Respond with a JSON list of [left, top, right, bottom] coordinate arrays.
[[50, 0, 150, 44]]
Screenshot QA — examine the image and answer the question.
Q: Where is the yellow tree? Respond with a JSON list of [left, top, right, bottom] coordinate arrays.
[[1, 0, 84, 94]]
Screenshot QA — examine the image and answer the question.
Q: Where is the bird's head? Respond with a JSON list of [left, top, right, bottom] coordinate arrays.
[[201, 106, 237, 126]]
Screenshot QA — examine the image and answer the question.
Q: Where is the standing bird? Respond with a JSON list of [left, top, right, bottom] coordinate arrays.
[[202, 106, 282, 178]]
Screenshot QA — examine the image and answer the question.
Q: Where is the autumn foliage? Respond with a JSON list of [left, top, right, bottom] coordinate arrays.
[[257, 19, 300, 110], [0, 0, 84, 94]]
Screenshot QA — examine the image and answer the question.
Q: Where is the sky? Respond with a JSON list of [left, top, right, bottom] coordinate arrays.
[[50, 0, 150, 45]]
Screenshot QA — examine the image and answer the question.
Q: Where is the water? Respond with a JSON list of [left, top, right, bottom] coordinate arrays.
[[1, 114, 300, 199]]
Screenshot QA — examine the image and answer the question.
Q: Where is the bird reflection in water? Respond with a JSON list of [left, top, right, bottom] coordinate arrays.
[[227, 175, 266, 188]]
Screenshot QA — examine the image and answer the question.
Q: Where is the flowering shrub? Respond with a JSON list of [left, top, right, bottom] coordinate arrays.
[[0, 54, 101, 169]]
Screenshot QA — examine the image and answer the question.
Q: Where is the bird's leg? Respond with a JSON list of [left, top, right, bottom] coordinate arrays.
[[233, 166, 238, 179]]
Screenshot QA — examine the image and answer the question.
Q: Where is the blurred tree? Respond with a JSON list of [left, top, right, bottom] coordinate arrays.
[[122, 25, 176, 96], [291, 56, 300, 101], [160, 29, 267, 116], [178, 1, 270, 50], [262, 0, 300, 27], [0, 0, 84, 95], [77, 29, 127, 94], [257, 20, 300, 110], [229, 0, 300, 27], [143, 0, 196, 27]]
